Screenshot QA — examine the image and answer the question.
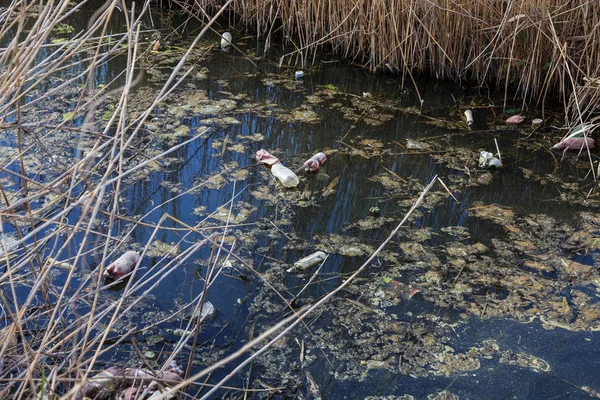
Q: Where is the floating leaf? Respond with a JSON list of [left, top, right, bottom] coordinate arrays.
[[62, 111, 75, 122], [56, 23, 74, 34]]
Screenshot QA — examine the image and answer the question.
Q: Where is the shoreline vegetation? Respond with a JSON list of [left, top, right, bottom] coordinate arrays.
[[185, 0, 600, 125], [0, 0, 599, 398]]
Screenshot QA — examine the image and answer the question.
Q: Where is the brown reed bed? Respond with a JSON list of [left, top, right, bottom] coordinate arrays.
[[184, 0, 600, 125]]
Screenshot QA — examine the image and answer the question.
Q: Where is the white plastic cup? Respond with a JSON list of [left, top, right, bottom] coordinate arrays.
[[221, 32, 232, 48], [464, 110, 474, 127]]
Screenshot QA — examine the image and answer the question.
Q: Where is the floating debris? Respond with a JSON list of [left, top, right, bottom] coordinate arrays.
[[271, 163, 300, 188], [255, 149, 299, 187], [103, 251, 140, 280], [506, 115, 525, 124], [464, 109, 474, 127], [293, 251, 327, 269], [185, 301, 216, 323], [478, 151, 502, 169], [256, 149, 280, 166], [300, 152, 327, 172], [552, 125, 596, 151], [220, 32, 232, 48]]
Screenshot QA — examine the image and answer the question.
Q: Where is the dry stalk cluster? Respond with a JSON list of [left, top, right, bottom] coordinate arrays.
[[184, 0, 600, 124], [0, 0, 239, 398]]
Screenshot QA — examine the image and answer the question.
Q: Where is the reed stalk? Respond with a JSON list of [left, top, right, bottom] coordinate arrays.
[[182, 0, 600, 125], [2, 0, 600, 398]]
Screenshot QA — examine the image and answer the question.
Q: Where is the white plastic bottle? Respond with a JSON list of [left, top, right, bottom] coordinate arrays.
[[271, 162, 299, 188]]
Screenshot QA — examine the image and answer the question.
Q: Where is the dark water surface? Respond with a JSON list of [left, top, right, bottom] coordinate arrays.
[[3, 6, 600, 399]]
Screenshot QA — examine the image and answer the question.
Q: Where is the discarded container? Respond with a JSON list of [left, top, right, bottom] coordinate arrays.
[[301, 152, 327, 172], [294, 251, 327, 269], [368, 206, 380, 217], [271, 162, 300, 187], [220, 32, 232, 48], [506, 115, 525, 124], [552, 124, 596, 151], [186, 301, 216, 322], [464, 110, 474, 127], [478, 151, 502, 168], [255, 149, 280, 166], [295, 70, 304, 79], [552, 137, 595, 150], [532, 118, 543, 125], [256, 149, 299, 187], [103, 251, 140, 280]]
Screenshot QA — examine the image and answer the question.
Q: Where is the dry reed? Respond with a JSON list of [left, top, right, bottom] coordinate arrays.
[[2, 0, 600, 398], [183, 0, 600, 125]]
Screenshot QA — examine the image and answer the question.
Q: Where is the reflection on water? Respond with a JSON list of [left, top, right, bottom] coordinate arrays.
[[3, 9, 600, 398]]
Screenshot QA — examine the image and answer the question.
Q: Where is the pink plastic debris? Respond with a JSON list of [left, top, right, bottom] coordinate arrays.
[[552, 137, 595, 151], [506, 115, 525, 124], [301, 152, 327, 172], [121, 386, 143, 400], [103, 251, 140, 280], [255, 149, 280, 166]]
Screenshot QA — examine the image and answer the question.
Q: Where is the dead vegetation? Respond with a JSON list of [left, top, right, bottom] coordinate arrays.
[[182, 0, 600, 127], [2, 0, 600, 398]]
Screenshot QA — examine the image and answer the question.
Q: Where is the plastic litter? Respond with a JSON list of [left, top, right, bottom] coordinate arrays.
[[300, 152, 327, 172], [271, 162, 300, 187], [478, 151, 502, 169], [552, 137, 595, 150], [506, 115, 525, 124], [186, 301, 216, 322], [464, 110, 474, 127], [256, 149, 299, 187], [295, 70, 304, 79], [220, 32, 232, 48], [293, 251, 327, 269], [103, 251, 140, 280], [255, 148, 280, 166], [552, 125, 596, 151]]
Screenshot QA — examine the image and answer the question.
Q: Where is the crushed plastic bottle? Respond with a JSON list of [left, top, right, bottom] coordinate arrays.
[[552, 125, 596, 151], [293, 251, 327, 269], [271, 162, 299, 187], [103, 251, 140, 280], [301, 152, 327, 172], [478, 151, 502, 168]]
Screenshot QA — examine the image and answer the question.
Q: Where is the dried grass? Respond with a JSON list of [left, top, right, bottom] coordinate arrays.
[[2, 0, 600, 397], [184, 0, 600, 124]]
